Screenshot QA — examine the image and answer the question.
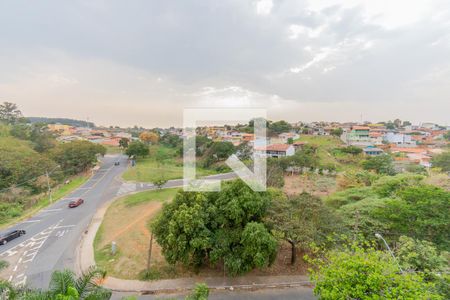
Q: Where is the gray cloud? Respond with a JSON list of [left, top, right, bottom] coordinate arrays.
[[0, 0, 449, 126]]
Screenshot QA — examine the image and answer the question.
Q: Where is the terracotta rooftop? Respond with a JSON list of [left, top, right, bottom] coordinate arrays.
[[256, 144, 292, 152], [390, 147, 428, 153], [352, 126, 370, 130]]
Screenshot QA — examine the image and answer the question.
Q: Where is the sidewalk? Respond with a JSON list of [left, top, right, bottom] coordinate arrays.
[[75, 187, 312, 294], [104, 275, 311, 293]]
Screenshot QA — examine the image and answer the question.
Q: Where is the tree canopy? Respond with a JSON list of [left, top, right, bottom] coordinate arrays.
[[50, 141, 106, 175], [152, 180, 277, 275], [0, 102, 23, 124], [362, 154, 396, 175], [125, 141, 149, 158], [266, 192, 340, 264]]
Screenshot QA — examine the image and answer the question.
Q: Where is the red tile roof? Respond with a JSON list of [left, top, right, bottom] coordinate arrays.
[[352, 126, 370, 130], [256, 144, 292, 152]]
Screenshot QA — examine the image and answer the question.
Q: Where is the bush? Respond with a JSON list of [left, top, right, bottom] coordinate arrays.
[[186, 283, 209, 300], [308, 244, 443, 299]]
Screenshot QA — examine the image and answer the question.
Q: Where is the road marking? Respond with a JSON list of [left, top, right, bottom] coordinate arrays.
[[22, 219, 41, 223], [41, 208, 62, 212], [117, 182, 137, 196], [55, 224, 75, 229]]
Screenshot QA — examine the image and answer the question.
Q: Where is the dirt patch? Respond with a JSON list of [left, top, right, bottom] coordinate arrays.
[[283, 174, 337, 197], [96, 200, 163, 279]]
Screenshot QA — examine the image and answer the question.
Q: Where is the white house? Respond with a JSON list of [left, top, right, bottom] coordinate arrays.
[[255, 144, 295, 158], [383, 132, 415, 146]]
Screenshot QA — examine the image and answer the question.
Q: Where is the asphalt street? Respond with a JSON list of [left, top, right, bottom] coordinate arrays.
[[0, 156, 311, 299], [0, 155, 236, 289], [0, 154, 130, 288], [112, 287, 315, 300]]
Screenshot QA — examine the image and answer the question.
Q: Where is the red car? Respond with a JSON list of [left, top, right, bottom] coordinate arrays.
[[68, 198, 84, 208]]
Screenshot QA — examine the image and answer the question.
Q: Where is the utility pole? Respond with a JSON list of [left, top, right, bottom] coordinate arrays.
[[46, 170, 52, 203], [146, 233, 154, 271]]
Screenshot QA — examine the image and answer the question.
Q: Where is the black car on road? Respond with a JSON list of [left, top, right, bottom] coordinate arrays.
[[0, 230, 26, 245]]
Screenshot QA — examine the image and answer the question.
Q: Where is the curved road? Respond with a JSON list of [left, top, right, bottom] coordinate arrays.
[[0, 154, 235, 288]]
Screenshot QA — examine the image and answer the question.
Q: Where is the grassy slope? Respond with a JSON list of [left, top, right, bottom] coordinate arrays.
[[0, 132, 90, 228], [295, 135, 363, 172], [122, 145, 217, 182], [0, 174, 89, 229]]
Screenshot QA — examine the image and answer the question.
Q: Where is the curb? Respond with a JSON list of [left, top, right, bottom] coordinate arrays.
[[108, 280, 313, 295]]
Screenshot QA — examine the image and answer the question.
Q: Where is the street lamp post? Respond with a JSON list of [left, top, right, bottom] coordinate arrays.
[[375, 233, 404, 274]]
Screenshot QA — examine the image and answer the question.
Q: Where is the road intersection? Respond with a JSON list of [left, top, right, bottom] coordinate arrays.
[[0, 155, 236, 289]]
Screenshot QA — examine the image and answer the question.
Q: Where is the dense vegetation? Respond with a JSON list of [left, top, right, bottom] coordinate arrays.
[[0, 102, 106, 225]]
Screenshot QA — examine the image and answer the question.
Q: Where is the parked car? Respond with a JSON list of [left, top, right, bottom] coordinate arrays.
[[68, 198, 84, 208], [0, 230, 26, 245]]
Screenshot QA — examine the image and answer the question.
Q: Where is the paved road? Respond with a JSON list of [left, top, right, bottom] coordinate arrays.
[[112, 287, 315, 300], [0, 155, 129, 288], [0, 155, 236, 289], [0, 156, 314, 299]]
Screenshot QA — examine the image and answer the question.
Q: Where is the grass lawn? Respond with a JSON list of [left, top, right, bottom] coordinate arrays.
[[0, 175, 89, 229], [122, 145, 218, 183], [104, 145, 123, 155], [94, 188, 179, 280], [295, 135, 343, 148]]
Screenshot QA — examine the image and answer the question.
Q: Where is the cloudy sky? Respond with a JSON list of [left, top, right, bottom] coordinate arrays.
[[0, 0, 449, 127]]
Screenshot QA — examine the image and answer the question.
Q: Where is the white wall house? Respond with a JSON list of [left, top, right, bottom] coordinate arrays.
[[383, 132, 415, 146], [255, 144, 295, 158]]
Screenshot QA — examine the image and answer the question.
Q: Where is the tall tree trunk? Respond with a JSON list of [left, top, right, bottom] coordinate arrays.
[[288, 239, 297, 265]]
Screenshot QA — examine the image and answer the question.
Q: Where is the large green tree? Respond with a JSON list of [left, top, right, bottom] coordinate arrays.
[[0, 102, 23, 124], [266, 192, 340, 264], [50, 141, 106, 175], [152, 180, 277, 275], [125, 141, 149, 158], [269, 120, 292, 134], [362, 154, 396, 175]]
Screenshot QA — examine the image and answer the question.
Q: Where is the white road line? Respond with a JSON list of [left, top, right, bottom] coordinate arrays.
[[55, 225, 75, 229], [22, 219, 41, 223], [41, 208, 62, 212], [13, 265, 18, 272]]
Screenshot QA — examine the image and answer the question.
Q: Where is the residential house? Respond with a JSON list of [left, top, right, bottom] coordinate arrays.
[[363, 146, 384, 156], [255, 144, 295, 158], [341, 125, 372, 146], [383, 132, 416, 147]]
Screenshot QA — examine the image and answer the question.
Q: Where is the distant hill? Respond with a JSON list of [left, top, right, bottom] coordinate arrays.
[[27, 117, 95, 128]]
